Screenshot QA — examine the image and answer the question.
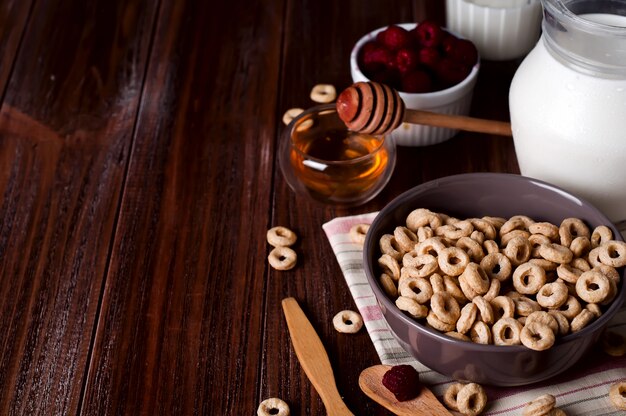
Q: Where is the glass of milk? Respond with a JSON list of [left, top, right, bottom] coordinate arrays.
[[509, 0, 626, 226]]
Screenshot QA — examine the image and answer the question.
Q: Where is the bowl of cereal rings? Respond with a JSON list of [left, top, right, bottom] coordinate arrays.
[[362, 173, 625, 386]]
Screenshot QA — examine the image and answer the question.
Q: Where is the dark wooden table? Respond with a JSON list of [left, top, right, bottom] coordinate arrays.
[[0, 1, 520, 414]]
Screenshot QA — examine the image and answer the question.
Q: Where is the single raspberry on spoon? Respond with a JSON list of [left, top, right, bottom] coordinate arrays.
[[382, 365, 422, 401]]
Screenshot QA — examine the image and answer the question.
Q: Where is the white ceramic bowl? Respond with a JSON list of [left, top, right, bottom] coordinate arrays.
[[446, 0, 543, 61], [350, 23, 480, 147]]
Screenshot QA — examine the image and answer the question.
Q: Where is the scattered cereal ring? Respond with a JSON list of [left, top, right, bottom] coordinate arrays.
[[431, 292, 461, 325], [399, 276, 433, 304], [609, 381, 626, 410], [349, 223, 369, 245], [591, 225, 613, 248], [438, 247, 470, 277], [570, 308, 594, 333], [282, 108, 303, 125], [267, 226, 298, 247], [601, 330, 626, 357], [258, 397, 290, 416], [522, 394, 556, 416], [480, 252, 512, 282], [379, 273, 398, 298], [443, 382, 464, 411], [576, 270, 610, 303], [538, 243, 573, 264], [493, 317, 523, 346], [396, 296, 429, 319], [456, 383, 488, 416], [598, 240, 626, 267], [332, 310, 363, 334], [268, 246, 297, 270], [536, 281, 569, 308], [512, 262, 547, 295], [310, 84, 336, 103], [521, 321, 555, 351]]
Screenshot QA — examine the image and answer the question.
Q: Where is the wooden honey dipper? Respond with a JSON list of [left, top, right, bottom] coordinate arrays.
[[336, 81, 512, 137]]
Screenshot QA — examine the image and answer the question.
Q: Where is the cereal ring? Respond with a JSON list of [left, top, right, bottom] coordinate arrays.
[[529, 233, 552, 257], [529, 222, 560, 241], [483, 216, 507, 230], [500, 230, 531, 248], [470, 321, 492, 344], [379, 234, 404, 260], [571, 257, 591, 271], [598, 240, 626, 267], [483, 239, 499, 254], [460, 262, 490, 293], [417, 226, 434, 242], [610, 382, 626, 410], [575, 270, 610, 303], [349, 224, 369, 246], [406, 208, 442, 231], [538, 243, 573, 264], [480, 252, 513, 282], [526, 311, 559, 334], [446, 331, 471, 341], [282, 108, 304, 125], [379, 273, 398, 298], [396, 296, 428, 319], [399, 276, 433, 304], [443, 275, 468, 304], [504, 236, 532, 266], [529, 258, 558, 272], [591, 225, 613, 248], [415, 237, 447, 257], [521, 321, 555, 351], [456, 383, 488, 416], [557, 295, 582, 320], [471, 231, 486, 245], [378, 253, 401, 280], [443, 382, 464, 411], [570, 308, 594, 332], [457, 236, 485, 262], [429, 273, 445, 293], [601, 277, 618, 306], [601, 330, 626, 357], [457, 302, 478, 334], [435, 220, 474, 240], [459, 274, 481, 300], [394, 226, 419, 252], [482, 278, 501, 301], [426, 310, 456, 332], [491, 296, 516, 320], [556, 264, 583, 284], [431, 292, 461, 325], [548, 310, 570, 336], [559, 218, 590, 247], [332, 310, 363, 333], [522, 394, 556, 416], [593, 264, 621, 284], [258, 398, 290, 416], [570, 236, 591, 257], [402, 253, 438, 277], [268, 247, 297, 270], [547, 408, 567, 416], [501, 215, 535, 235], [310, 83, 336, 103], [493, 317, 523, 346], [473, 296, 495, 325], [536, 281, 569, 308], [267, 226, 297, 247], [515, 296, 542, 317], [512, 262, 547, 295], [586, 303, 602, 318], [470, 218, 497, 240], [438, 247, 470, 277], [588, 246, 603, 267]]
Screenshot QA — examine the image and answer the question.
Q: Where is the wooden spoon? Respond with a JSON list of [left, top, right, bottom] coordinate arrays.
[[336, 81, 512, 137], [281, 297, 354, 416], [359, 365, 453, 416]]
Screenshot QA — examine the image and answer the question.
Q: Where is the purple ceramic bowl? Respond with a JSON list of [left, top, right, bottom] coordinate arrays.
[[363, 173, 625, 386]]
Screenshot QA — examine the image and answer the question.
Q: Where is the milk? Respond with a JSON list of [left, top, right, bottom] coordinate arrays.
[[509, 13, 626, 223]]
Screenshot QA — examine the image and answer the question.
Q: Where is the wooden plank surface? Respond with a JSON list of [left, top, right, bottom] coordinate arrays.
[[0, 0, 520, 415]]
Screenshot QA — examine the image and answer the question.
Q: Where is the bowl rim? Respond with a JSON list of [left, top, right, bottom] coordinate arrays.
[[363, 172, 626, 353], [446, 0, 542, 12], [350, 22, 480, 99]]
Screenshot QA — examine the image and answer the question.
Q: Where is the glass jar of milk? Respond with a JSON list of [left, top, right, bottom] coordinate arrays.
[[509, 0, 626, 224]]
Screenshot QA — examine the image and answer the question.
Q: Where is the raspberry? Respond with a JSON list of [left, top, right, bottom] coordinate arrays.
[[360, 45, 394, 73], [413, 20, 444, 48], [377, 25, 412, 51], [382, 365, 421, 401], [401, 70, 433, 93], [395, 48, 419, 74], [418, 46, 441, 69], [446, 38, 478, 66], [436, 57, 471, 88]]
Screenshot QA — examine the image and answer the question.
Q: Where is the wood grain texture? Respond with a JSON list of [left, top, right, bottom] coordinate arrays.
[[80, 0, 285, 414], [0, 0, 158, 414]]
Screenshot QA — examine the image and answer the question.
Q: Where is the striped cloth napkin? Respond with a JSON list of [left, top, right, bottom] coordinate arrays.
[[323, 212, 626, 416]]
